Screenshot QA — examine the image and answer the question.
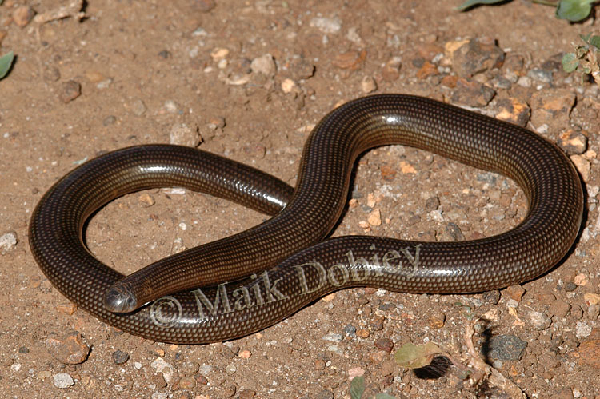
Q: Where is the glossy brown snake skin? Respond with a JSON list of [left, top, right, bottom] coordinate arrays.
[[29, 94, 583, 344]]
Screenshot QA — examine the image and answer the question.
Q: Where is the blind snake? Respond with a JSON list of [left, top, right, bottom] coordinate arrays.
[[29, 94, 583, 344]]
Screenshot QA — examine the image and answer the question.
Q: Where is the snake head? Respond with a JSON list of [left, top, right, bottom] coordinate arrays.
[[104, 283, 138, 313]]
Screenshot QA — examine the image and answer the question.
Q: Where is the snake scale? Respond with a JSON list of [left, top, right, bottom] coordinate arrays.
[[29, 94, 583, 344]]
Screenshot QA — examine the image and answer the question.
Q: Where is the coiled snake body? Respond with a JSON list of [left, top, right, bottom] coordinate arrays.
[[29, 95, 583, 344]]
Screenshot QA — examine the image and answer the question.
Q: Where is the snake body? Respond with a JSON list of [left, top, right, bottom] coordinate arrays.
[[29, 94, 582, 344]]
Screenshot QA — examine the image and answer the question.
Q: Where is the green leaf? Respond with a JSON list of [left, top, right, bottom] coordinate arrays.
[[394, 342, 442, 369], [456, 0, 510, 11], [562, 53, 579, 72], [0, 51, 14, 80], [375, 394, 397, 399], [589, 35, 600, 49], [349, 376, 366, 399], [556, 0, 595, 22]]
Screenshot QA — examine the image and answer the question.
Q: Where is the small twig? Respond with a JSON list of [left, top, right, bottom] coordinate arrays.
[[587, 48, 600, 85], [33, 0, 86, 24], [463, 321, 525, 398]]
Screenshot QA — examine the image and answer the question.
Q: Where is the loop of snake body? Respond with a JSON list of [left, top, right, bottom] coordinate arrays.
[[29, 94, 583, 344]]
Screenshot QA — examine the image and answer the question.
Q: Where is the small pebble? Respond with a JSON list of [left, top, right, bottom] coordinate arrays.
[[59, 81, 82, 103], [43, 67, 61, 83], [495, 97, 530, 126], [138, 193, 155, 206], [207, 116, 226, 130], [322, 333, 343, 342], [131, 99, 147, 116], [238, 389, 257, 399], [192, 0, 216, 12], [285, 57, 315, 80], [179, 361, 199, 376], [452, 38, 505, 77], [529, 310, 551, 330], [251, 54, 276, 76], [151, 357, 174, 383], [13, 6, 35, 27], [85, 70, 106, 83], [503, 285, 525, 302], [588, 304, 600, 320], [574, 273, 588, 286], [584, 293, 600, 306], [243, 144, 266, 159], [38, 370, 52, 380], [494, 76, 512, 90], [445, 222, 464, 241], [199, 364, 212, 376], [103, 115, 116, 126], [552, 299, 571, 318], [153, 373, 168, 389], [558, 130, 587, 155], [382, 59, 402, 82], [564, 281, 578, 292], [53, 373, 75, 389], [451, 78, 495, 107], [361, 76, 377, 94], [45, 332, 90, 365], [163, 100, 180, 113], [332, 50, 366, 71], [527, 69, 553, 83], [425, 197, 440, 212], [356, 329, 370, 338], [158, 50, 171, 59], [56, 303, 77, 315], [281, 78, 296, 93], [225, 363, 237, 374], [0, 231, 18, 254], [374, 338, 394, 353], [428, 310, 446, 329], [368, 209, 382, 226], [570, 155, 591, 182], [380, 164, 397, 181], [210, 48, 229, 62], [482, 290, 501, 305], [577, 331, 600, 368], [238, 349, 251, 358], [517, 76, 531, 87], [530, 89, 575, 127], [344, 324, 357, 336], [179, 376, 196, 390], [97, 79, 112, 89], [416, 61, 437, 79], [314, 359, 326, 370], [169, 123, 200, 147], [112, 350, 130, 365], [477, 172, 498, 185], [309, 17, 342, 34], [196, 374, 209, 385], [486, 335, 527, 361], [576, 321, 592, 338]]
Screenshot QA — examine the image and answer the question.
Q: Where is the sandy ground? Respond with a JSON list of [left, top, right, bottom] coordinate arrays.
[[1, 0, 600, 398]]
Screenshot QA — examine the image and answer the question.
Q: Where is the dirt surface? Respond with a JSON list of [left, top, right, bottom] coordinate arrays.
[[2, 0, 600, 398]]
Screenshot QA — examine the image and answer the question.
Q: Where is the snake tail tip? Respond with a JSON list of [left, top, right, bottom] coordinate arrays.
[[104, 284, 138, 313]]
